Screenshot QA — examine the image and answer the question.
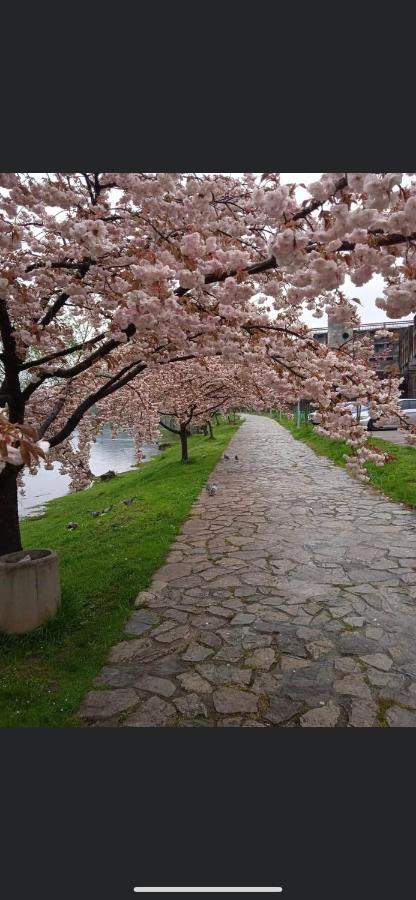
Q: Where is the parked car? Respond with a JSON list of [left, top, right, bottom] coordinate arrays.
[[367, 398, 416, 431], [308, 403, 371, 428]]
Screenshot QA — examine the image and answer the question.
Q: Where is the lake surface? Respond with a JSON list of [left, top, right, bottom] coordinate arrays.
[[18, 425, 161, 519]]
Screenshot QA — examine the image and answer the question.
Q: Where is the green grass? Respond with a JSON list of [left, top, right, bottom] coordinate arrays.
[[0, 422, 239, 727], [271, 413, 416, 508]]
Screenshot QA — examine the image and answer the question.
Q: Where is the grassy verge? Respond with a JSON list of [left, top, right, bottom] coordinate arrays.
[[0, 422, 239, 727], [271, 413, 416, 509]]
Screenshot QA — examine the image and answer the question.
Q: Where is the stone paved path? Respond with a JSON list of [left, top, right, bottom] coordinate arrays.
[[79, 415, 416, 727]]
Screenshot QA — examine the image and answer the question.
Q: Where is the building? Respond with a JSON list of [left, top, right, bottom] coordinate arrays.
[[310, 320, 411, 392], [398, 316, 416, 396]]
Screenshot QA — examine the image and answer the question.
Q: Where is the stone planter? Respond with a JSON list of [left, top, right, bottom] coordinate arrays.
[[0, 549, 60, 634]]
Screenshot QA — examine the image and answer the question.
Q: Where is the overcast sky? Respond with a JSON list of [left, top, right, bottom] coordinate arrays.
[[280, 173, 413, 330]]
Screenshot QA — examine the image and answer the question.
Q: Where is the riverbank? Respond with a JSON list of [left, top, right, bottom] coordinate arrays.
[[18, 424, 168, 518], [274, 414, 416, 509], [0, 422, 239, 727]]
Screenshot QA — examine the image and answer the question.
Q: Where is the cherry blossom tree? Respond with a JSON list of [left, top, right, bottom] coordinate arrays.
[[2, 172, 416, 556], [143, 358, 285, 462], [151, 360, 234, 462]]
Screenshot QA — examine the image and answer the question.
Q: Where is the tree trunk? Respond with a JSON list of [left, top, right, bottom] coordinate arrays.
[[207, 421, 214, 439], [0, 464, 22, 557], [180, 424, 189, 463]]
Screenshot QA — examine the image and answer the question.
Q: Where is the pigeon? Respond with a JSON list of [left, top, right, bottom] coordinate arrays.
[[223, 454, 230, 460], [102, 506, 113, 513], [123, 497, 136, 506], [67, 522, 78, 530], [234, 455, 239, 460], [90, 511, 100, 518], [206, 483, 218, 496]]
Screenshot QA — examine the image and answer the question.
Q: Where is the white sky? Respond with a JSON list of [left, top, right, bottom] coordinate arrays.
[[280, 173, 413, 330]]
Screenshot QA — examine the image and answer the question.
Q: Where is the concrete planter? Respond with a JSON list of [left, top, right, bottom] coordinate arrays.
[[0, 549, 60, 634]]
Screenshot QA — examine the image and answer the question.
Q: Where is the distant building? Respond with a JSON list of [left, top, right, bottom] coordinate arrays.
[[310, 320, 411, 392], [399, 316, 416, 396]]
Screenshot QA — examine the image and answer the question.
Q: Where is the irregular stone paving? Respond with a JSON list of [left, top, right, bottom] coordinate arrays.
[[79, 415, 416, 727]]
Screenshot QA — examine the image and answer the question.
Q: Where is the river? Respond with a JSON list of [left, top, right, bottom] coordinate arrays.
[[18, 425, 162, 519]]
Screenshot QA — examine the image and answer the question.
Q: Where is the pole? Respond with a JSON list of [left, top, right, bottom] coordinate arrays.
[[297, 400, 301, 428]]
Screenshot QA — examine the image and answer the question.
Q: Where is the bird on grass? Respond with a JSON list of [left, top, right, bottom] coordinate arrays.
[[123, 497, 137, 506], [90, 511, 100, 518], [67, 522, 78, 530]]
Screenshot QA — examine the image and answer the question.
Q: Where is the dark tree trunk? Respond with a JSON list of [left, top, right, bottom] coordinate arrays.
[[0, 464, 22, 557], [207, 421, 214, 439], [180, 424, 189, 463]]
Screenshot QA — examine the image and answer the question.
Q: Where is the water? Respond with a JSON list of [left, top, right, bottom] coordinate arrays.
[[18, 425, 161, 519]]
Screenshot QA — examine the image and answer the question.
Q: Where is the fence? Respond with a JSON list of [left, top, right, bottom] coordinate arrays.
[[272, 402, 311, 426]]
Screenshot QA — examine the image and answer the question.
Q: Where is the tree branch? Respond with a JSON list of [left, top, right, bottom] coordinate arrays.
[[39, 292, 70, 327], [184, 404, 197, 427], [20, 331, 107, 370], [38, 383, 74, 438], [26, 258, 93, 275], [159, 419, 180, 435], [21, 324, 137, 401], [48, 360, 147, 448]]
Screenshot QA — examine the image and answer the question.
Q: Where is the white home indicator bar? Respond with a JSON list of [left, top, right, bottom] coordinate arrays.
[[134, 889, 283, 894]]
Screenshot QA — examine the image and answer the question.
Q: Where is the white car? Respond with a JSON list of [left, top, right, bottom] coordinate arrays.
[[308, 403, 371, 428], [367, 398, 416, 431]]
